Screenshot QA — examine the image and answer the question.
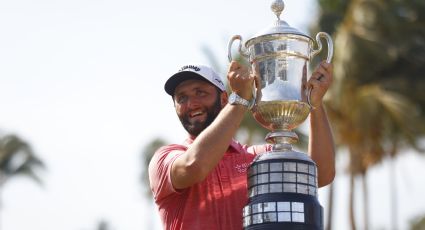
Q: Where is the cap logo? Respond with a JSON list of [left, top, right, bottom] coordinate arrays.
[[214, 78, 224, 87], [179, 65, 200, 72]]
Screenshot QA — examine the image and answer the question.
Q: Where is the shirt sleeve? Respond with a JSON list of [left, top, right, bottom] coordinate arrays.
[[148, 144, 186, 202]]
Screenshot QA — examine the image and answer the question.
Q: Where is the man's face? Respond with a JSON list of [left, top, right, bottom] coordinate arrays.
[[173, 79, 225, 136]]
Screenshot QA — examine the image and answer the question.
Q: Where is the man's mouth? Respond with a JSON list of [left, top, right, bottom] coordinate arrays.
[[189, 110, 204, 118]]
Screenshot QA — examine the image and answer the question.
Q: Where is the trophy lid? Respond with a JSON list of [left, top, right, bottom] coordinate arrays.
[[248, 0, 311, 42], [255, 20, 310, 38]]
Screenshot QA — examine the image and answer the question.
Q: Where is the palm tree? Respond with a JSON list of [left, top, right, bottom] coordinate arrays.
[[313, 0, 425, 229], [82, 219, 114, 230], [95, 219, 113, 230], [140, 138, 167, 199], [140, 137, 167, 230], [410, 214, 425, 230], [326, 83, 424, 229], [0, 133, 45, 230]]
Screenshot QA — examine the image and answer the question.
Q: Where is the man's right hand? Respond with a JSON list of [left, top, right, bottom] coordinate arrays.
[[227, 61, 255, 101]]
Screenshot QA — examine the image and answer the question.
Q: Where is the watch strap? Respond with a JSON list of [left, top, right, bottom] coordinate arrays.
[[229, 92, 255, 109]]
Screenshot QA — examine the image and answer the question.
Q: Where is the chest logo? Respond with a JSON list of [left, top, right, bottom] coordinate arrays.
[[235, 163, 250, 173]]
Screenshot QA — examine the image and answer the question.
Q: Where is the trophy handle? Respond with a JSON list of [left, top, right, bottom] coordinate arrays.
[[251, 62, 262, 111], [307, 32, 334, 108], [228, 35, 258, 111], [227, 35, 250, 62], [310, 32, 334, 63]]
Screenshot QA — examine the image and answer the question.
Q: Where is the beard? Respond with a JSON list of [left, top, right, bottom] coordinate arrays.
[[178, 95, 222, 136]]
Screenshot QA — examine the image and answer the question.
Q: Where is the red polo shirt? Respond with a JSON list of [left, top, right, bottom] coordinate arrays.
[[149, 138, 269, 230]]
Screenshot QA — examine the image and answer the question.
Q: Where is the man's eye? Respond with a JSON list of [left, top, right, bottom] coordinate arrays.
[[197, 91, 207, 96], [177, 96, 187, 103]]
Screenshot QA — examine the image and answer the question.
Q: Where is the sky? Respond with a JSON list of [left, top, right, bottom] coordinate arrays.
[[1, 0, 425, 230]]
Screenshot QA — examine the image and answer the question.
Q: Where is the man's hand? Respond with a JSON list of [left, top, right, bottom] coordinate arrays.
[[227, 61, 255, 100], [307, 61, 333, 108]]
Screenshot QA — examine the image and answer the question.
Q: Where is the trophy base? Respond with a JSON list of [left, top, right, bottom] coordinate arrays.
[[243, 193, 323, 230], [245, 222, 322, 230], [243, 151, 323, 230], [254, 148, 314, 163]]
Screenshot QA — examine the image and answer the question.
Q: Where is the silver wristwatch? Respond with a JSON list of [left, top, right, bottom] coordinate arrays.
[[228, 92, 254, 109]]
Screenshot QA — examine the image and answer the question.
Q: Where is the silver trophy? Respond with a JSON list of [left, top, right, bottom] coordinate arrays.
[[228, 0, 333, 229]]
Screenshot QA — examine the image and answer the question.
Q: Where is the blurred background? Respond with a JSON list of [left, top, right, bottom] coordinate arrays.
[[1, 0, 425, 229]]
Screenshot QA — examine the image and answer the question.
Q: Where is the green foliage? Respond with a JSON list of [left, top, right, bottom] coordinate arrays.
[[96, 220, 112, 230], [0, 133, 45, 187], [314, 1, 425, 229], [325, 0, 425, 108], [315, 0, 425, 169], [140, 138, 167, 198], [316, 0, 351, 34], [410, 214, 425, 230]]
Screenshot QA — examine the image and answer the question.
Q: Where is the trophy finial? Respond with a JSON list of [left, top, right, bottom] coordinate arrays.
[[271, 0, 285, 20]]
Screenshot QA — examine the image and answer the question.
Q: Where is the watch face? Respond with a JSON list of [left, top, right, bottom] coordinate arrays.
[[229, 93, 237, 103], [229, 93, 248, 107]]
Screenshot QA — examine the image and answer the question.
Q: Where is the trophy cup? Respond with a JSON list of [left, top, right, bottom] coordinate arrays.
[[228, 0, 333, 229]]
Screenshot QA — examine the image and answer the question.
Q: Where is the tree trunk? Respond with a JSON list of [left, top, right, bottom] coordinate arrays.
[[0, 174, 6, 230], [349, 172, 357, 230], [326, 183, 334, 230], [0, 187, 2, 230], [389, 158, 398, 230], [361, 172, 369, 230], [0, 176, 4, 230]]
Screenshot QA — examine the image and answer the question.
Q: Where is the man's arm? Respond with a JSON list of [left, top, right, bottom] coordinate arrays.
[[308, 61, 336, 187], [172, 103, 248, 189], [310, 105, 335, 187], [171, 61, 254, 189]]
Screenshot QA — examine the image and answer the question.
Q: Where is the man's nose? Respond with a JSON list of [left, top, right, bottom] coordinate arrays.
[[187, 96, 201, 108]]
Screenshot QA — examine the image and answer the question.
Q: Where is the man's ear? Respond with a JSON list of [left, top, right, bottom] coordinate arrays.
[[172, 96, 177, 108], [221, 91, 228, 108]]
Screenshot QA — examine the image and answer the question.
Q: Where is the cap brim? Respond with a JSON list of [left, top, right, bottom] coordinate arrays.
[[164, 71, 206, 96]]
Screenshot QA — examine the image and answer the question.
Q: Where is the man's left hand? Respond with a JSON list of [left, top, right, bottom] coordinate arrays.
[[307, 61, 333, 108]]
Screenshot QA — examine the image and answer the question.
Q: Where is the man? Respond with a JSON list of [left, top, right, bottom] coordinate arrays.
[[149, 61, 335, 230]]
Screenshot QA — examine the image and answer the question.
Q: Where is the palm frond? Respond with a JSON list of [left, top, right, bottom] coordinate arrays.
[[0, 133, 45, 187]]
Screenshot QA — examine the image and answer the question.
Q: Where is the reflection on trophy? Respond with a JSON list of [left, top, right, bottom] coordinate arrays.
[[228, 0, 333, 229]]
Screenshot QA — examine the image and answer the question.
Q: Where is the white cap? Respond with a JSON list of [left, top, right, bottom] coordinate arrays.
[[164, 64, 225, 96]]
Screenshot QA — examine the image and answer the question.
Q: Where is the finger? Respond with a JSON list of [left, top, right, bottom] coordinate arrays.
[[315, 68, 329, 81], [228, 61, 241, 71], [227, 71, 238, 80], [307, 78, 320, 88], [246, 74, 256, 84], [322, 64, 333, 83], [319, 62, 333, 81], [239, 65, 250, 75], [248, 72, 256, 80], [320, 62, 333, 72], [310, 70, 322, 81], [308, 77, 327, 89], [311, 66, 329, 81], [238, 69, 250, 79], [253, 71, 261, 90], [308, 79, 321, 88]]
